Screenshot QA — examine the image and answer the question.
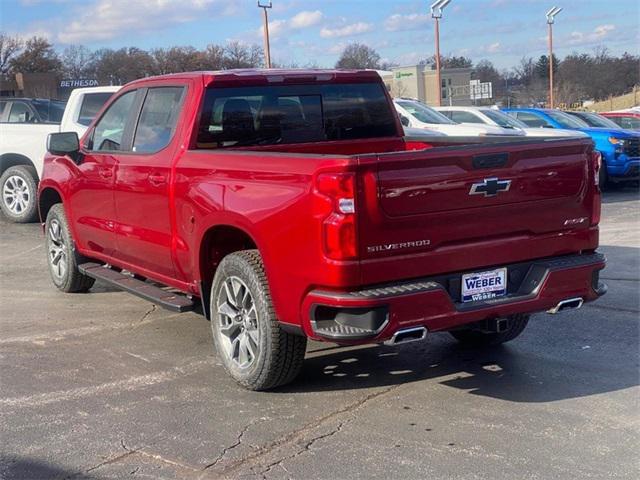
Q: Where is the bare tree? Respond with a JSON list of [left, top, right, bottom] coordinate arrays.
[[61, 45, 95, 78], [335, 43, 381, 70], [0, 33, 23, 75], [223, 41, 263, 69]]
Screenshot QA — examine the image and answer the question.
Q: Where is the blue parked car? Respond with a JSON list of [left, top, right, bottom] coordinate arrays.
[[503, 108, 640, 188]]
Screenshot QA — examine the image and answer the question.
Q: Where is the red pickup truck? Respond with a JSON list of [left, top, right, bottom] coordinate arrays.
[[39, 69, 606, 390]]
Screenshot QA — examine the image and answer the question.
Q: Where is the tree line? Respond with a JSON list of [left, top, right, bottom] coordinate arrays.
[[1, 34, 638, 105]]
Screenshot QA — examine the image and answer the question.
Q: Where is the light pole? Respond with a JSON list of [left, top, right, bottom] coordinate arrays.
[[546, 6, 562, 108], [430, 0, 451, 107], [258, 1, 273, 68]]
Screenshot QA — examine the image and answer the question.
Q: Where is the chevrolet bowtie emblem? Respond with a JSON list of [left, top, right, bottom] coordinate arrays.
[[469, 178, 512, 197]]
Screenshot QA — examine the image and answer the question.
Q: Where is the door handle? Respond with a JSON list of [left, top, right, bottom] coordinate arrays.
[[99, 168, 112, 179], [148, 173, 166, 186]]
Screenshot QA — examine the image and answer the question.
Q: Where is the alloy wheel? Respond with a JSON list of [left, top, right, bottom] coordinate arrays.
[[3, 175, 30, 215], [48, 218, 67, 280]]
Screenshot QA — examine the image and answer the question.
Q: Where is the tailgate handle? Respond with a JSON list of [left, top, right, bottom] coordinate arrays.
[[472, 152, 509, 169]]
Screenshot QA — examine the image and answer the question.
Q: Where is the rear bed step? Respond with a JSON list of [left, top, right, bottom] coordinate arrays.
[[79, 262, 195, 313]]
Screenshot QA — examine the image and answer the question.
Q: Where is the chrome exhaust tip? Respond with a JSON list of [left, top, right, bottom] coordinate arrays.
[[547, 297, 584, 314], [384, 326, 428, 346]]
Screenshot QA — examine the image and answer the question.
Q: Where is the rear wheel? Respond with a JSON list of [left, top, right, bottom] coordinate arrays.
[[45, 204, 95, 293], [210, 250, 307, 390], [0, 165, 39, 223], [449, 314, 529, 347]]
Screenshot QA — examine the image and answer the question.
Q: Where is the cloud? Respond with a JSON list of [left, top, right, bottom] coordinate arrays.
[[320, 22, 373, 38], [289, 10, 323, 29], [56, 0, 236, 44], [486, 42, 501, 53], [384, 13, 430, 32], [568, 24, 616, 46]]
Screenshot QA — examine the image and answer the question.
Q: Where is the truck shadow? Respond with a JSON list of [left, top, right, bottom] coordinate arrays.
[[601, 184, 639, 204], [278, 314, 639, 402], [0, 456, 98, 480]]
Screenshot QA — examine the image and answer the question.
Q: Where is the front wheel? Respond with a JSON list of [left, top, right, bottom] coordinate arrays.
[[45, 204, 95, 293], [0, 165, 39, 223], [210, 250, 307, 390], [449, 314, 529, 347]]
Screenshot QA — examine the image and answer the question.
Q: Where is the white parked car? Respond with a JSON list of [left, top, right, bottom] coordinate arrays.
[[434, 106, 587, 138], [0, 86, 120, 223], [393, 98, 524, 137]]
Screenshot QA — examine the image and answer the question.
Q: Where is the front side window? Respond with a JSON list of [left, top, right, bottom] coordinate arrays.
[[8, 102, 33, 123], [78, 92, 114, 126], [133, 87, 184, 153], [197, 82, 397, 148], [91, 90, 136, 151]]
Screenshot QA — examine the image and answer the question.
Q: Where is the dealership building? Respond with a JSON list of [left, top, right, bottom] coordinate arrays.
[[379, 65, 474, 106]]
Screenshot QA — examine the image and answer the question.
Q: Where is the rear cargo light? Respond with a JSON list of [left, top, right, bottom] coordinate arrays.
[[593, 151, 602, 187], [315, 173, 357, 260]]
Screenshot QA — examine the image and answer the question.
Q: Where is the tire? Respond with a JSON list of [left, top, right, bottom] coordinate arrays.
[[45, 204, 95, 293], [449, 314, 529, 347], [0, 165, 39, 223], [210, 250, 307, 391]]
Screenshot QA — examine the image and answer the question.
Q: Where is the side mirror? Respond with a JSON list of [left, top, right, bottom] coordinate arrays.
[[400, 115, 410, 127], [543, 124, 555, 129], [47, 132, 80, 161]]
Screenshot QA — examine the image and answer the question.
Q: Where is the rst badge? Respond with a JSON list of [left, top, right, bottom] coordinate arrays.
[[461, 268, 507, 302], [469, 178, 511, 197]]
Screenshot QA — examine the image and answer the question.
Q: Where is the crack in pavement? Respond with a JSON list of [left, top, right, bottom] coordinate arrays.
[[586, 303, 640, 314], [259, 420, 346, 479], [201, 418, 269, 471], [201, 384, 401, 479]]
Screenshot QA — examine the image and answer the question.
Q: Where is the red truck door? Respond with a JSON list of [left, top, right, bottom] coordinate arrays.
[[112, 86, 185, 279], [70, 89, 138, 257]]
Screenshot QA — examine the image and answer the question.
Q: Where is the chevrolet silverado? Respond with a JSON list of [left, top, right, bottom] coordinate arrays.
[[39, 70, 606, 390]]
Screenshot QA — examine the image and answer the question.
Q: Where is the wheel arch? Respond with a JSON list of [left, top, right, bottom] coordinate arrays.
[[38, 186, 64, 224], [0, 153, 39, 180], [198, 223, 259, 319]]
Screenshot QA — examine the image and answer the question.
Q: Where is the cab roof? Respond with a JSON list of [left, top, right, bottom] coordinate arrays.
[[125, 69, 383, 88]]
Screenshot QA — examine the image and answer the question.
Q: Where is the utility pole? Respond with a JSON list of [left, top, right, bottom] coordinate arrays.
[[546, 6, 562, 108], [430, 0, 452, 107], [258, 1, 273, 68]]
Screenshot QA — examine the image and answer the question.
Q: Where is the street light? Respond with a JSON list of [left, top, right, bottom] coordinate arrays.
[[258, 1, 273, 68], [431, 0, 452, 106], [546, 6, 562, 108]]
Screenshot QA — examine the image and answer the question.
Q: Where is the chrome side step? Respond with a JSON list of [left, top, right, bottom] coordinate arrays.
[[384, 326, 428, 346], [547, 297, 584, 314]]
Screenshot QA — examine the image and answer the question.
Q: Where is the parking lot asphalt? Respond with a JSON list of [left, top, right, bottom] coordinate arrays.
[[1, 188, 639, 480]]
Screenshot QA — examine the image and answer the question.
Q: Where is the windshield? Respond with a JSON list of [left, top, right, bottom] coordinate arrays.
[[572, 112, 621, 129], [32, 99, 66, 123], [481, 109, 524, 129], [397, 100, 455, 125], [197, 82, 398, 148], [546, 110, 589, 129]]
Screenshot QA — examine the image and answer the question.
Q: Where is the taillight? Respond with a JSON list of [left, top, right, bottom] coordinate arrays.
[[591, 150, 602, 225], [315, 173, 357, 260]]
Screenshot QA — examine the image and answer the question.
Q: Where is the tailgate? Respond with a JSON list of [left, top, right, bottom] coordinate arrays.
[[356, 138, 596, 284]]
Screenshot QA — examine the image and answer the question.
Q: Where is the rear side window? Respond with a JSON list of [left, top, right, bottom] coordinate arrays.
[[196, 82, 397, 148], [133, 87, 184, 153], [92, 90, 137, 151], [78, 92, 114, 126], [32, 100, 65, 123]]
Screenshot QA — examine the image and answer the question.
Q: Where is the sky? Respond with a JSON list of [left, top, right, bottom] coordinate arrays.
[[1, 0, 638, 70]]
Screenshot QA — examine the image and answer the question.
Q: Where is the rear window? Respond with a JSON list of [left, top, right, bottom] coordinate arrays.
[[78, 92, 114, 126], [196, 82, 397, 148]]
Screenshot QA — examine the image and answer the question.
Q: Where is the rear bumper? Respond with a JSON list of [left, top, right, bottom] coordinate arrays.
[[301, 252, 606, 343]]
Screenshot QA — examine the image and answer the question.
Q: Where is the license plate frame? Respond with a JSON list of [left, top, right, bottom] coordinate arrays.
[[461, 268, 507, 303]]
